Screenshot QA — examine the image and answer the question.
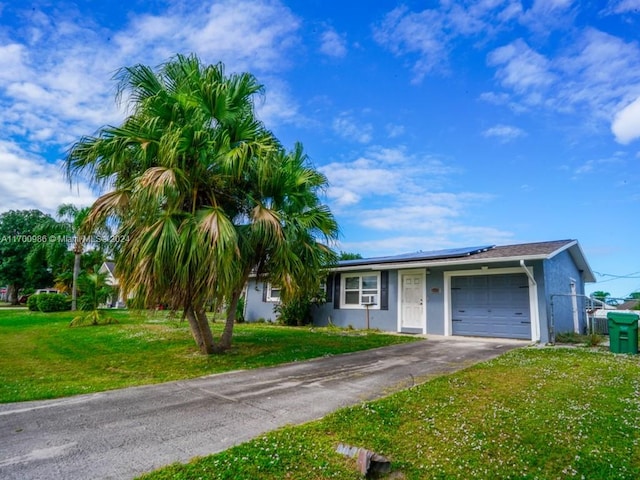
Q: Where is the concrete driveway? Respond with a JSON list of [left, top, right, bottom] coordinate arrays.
[[0, 337, 526, 480]]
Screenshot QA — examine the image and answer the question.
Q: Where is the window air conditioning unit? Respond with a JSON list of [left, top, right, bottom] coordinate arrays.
[[361, 294, 377, 305]]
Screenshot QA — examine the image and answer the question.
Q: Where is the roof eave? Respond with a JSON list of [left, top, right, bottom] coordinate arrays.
[[332, 253, 552, 272]]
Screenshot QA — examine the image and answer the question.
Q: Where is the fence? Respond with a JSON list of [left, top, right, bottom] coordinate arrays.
[[550, 294, 640, 342]]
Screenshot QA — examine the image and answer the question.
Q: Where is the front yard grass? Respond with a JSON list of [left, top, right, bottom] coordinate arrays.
[[0, 309, 417, 403], [139, 347, 640, 480]]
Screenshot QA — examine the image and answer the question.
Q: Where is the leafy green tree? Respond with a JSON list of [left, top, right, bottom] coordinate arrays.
[[339, 251, 363, 260], [66, 54, 337, 354], [591, 291, 610, 302], [0, 210, 58, 304], [27, 212, 73, 292]]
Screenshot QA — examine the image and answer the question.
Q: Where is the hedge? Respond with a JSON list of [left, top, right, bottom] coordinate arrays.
[[31, 293, 71, 312]]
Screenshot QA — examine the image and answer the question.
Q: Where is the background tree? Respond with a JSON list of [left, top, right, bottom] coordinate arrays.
[[69, 268, 115, 326], [591, 290, 620, 306], [591, 291, 610, 302], [66, 54, 338, 354], [338, 251, 363, 260], [26, 212, 73, 291], [224, 142, 338, 338], [0, 210, 58, 304], [57, 204, 93, 311]]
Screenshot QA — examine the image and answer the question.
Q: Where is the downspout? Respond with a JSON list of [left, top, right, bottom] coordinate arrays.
[[520, 260, 540, 342]]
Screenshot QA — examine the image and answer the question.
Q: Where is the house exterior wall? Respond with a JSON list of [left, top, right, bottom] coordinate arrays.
[[314, 271, 399, 330], [542, 249, 587, 338], [245, 278, 278, 322]]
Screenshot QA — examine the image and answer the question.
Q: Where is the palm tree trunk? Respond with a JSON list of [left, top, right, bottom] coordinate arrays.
[[185, 305, 206, 354], [71, 251, 81, 311], [217, 287, 242, 352], [195, 306, 216, 354], [185, 305, 215, 355]]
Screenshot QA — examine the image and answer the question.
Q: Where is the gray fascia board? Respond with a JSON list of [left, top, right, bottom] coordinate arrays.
[[332, 254, 552, 272]]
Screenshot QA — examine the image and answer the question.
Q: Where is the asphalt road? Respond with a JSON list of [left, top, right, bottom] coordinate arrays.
[[0, 337, 526, 479]]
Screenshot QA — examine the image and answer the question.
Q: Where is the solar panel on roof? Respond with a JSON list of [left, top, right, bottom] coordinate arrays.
[[337, 245, 495, 266]]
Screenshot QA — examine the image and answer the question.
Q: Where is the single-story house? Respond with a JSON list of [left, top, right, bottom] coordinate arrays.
[[245, 239, 595, 343]]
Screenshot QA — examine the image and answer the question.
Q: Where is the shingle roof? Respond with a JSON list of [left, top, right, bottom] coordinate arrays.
[[428, 239, 575, 262]]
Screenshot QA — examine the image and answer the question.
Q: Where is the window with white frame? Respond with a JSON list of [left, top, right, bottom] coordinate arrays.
[[266, 284, 281, 302], [341, 272, 380, 309]]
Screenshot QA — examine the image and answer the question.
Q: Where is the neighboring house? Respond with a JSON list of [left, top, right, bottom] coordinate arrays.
[[98, 261, 126, 308], [617, 299, 640, 311], [245, 239, 595, 343]]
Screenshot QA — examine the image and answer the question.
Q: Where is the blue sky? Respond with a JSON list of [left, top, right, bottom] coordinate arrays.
[[1, 0, 640, 298]]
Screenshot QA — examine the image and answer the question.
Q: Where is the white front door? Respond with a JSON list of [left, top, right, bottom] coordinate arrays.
[[401, 272, 425, 330]]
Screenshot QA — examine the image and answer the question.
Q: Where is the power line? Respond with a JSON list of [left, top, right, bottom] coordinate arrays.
[[593, 271, 640, 281]]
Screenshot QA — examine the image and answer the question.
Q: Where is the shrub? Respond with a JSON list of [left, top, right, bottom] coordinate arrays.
[[36, 293, 71, 312], [585, 333, 604, 347], [27, 295, 40, 311], [555, 331, 582, 344], [275, 296, 314, 326], [235, 296, 245, 323]]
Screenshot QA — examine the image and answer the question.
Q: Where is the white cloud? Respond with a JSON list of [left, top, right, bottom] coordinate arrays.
[[572, 154, 625, 176], [0, 0, 306, 218], [487, 40, 556, 98], [482, 124, 526, 141], [0, 43, 29, 82], [373, 0, 638, 129], [0, 0, 302, 152], [557, 29, 640, 117], [254, 77, 302, 126], [319, 28, 347, 58], [603, 0, 640, 14], [372, 1, 567, 83], [519, 0, 577, 33], [321, 156, 403, 207], [360, 193, 490, 231], [373, 6, 448, 83], [112, 0, 301, 73], [321, 146, 460, 210], [318, 142, 511, 251], [444, 0, 522, 36], [332, 113, 373, 144], [0, 141, 95, 215], [385, 123, 405, 138], [484, 29, 640, 128], [612, 97, 640, 144]]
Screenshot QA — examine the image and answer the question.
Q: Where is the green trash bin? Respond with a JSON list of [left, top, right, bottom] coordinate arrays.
[[607, 312, 639, 354]]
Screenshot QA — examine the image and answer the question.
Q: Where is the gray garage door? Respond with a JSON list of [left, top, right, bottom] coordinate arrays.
[[451, 274, 531, 339]]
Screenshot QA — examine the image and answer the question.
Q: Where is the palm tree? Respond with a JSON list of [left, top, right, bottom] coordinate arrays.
[[66, 54, 337, 354], [217, 142, 338, 349], [56, 204, 90, 311]]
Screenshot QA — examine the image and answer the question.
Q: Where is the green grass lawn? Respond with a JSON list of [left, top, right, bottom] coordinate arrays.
[[0, 309, 417, 403], [139, 347, 640, 480]]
